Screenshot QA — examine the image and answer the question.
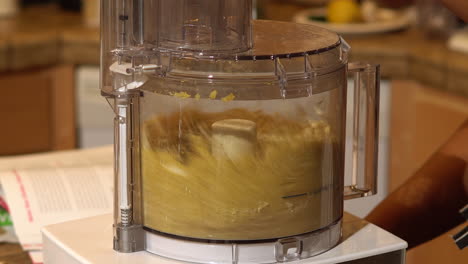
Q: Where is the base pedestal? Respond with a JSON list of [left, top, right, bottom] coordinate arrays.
[[42, 213, 407, 264]]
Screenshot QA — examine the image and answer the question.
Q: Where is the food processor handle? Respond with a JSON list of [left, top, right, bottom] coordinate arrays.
[[344, 62, 380, 199]]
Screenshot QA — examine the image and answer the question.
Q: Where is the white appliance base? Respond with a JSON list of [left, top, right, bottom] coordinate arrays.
[[42, 213, 407, 264]]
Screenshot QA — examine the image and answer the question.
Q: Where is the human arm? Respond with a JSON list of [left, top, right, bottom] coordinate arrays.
[[440, 0, 468, 21], [365, 120, 468, 249]]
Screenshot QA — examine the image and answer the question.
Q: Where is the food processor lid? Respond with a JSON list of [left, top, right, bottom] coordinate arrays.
[[239, 20, 341, 60], [155, 19, 343, 61], [100, 0, 348, 94], [158, 20, 346, 82], [142, 0, 341, 59]]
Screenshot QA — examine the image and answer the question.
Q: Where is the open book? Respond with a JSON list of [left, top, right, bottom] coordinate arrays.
[[0, 146, 114, 254]]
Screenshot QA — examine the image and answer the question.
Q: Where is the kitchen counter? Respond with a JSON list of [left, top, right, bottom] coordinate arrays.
[[347, 30, 468, 97], [0, 5, 98, 71], [1, 4, 468, 98], [0, 243, 31, 264]]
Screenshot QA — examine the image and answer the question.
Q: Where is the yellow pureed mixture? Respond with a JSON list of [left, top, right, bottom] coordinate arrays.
[[142, 108, 333, 240]]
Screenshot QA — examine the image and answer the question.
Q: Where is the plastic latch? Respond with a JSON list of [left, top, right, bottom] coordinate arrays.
[[275, 237, 303, 262], [110, 62, 161, 75]]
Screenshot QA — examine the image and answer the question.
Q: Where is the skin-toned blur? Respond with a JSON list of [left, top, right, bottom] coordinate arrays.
[[440, 0, 468, 21]]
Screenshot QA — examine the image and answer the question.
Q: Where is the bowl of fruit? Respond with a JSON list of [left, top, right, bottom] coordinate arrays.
[[293, 0, 414, 35]]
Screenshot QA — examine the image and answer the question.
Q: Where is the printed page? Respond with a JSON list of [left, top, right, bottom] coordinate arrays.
[[0, 145, 113, 171], [0, 166, 113, 250]]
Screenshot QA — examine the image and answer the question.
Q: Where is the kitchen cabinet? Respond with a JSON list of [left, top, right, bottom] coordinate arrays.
[[0, 64, 76, 155], [390, 80, 468, 264]]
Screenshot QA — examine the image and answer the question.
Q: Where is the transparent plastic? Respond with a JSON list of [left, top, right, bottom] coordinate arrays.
[[101, 0, 380, 261], [158, 0, 252, 52], [140, 63, 347, 241], [345, 62, 380, 199], [145, 219, 342, 263], [101, 0, 253, 95]]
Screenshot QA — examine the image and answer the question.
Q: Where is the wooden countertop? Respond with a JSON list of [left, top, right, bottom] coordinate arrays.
[[1, 4, 467, 98], [0, 5, 99, 72], [0, 243, 31, 264], [347, 30, 468, 97]]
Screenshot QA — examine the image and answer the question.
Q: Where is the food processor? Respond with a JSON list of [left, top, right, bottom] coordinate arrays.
[[102, 0, 378, 262], [42, 1, 407, 264]]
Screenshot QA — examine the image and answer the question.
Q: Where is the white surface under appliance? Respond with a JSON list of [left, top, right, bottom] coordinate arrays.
[[42, 213, 406, 264]]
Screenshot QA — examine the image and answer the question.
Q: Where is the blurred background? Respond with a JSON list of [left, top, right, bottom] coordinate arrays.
[[0, 0, 467, 263]]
